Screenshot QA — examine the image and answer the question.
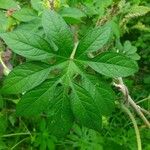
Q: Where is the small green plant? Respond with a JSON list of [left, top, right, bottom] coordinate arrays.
[[0, 10, 138, 137]]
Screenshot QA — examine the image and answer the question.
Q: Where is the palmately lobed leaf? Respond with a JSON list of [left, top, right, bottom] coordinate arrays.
[[0, 8, 140, 137]]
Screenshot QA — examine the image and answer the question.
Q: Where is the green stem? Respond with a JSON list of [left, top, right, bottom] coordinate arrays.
[[136, 96, 150, 104], [1, 132, 30, 138], [20, 119, 33, 138], [70, 42, 79, 59], [11, 137, 29, 150], [122, 104, 142, 150]]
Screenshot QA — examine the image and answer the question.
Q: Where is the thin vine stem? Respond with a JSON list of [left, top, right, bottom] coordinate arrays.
[[11, 137, 29, 150], [122, 104, 142, 150]]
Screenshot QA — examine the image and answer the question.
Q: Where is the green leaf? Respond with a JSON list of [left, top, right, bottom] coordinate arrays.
[[123, 41, 140, 60], [76, 24, 112, 58], [0, 115, 7, 134], [81, 75, 115, 116], [71, 83, 102, 132], [0, 0, 18, 9], [31, 0, 44, 12], [60, 7, 86, 24], [12, 7, 38, 22], [2, 62, 51, 94], [47, 87, 73, 137], [0, 140, 7, 149], [42, 10, 74, 57], [0, 31, 54, 60], [81, 52, 138, 77], [0, 11, 8, 32], [124, 41, 137, 54], [17, 80, 73, 137], [14, 18, 42, 34], [16, 79, 58, 116], [0, 95, 3, 109]]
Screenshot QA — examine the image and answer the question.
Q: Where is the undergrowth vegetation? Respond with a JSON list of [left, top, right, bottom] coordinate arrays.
[[0, 0, 150, 149]]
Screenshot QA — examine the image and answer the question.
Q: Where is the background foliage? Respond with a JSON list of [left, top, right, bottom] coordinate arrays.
[[0, 0, 150, 149]]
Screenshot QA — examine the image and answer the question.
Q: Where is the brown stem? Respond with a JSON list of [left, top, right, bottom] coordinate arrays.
[[113, 77, 150, 128]]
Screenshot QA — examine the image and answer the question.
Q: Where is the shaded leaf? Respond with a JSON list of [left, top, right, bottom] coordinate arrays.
[[47, 87, 73, 137], [81, 75, 115, 115], [71, 83, 102, 132], [16, 79, 58, 116], [0, 95, 3, 109]]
